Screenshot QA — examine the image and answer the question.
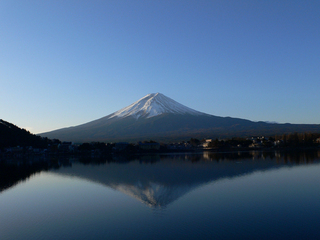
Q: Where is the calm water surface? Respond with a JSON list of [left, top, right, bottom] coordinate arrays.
[[1, 151, 320, 239]]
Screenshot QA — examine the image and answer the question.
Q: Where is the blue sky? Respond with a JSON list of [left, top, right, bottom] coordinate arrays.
[[1, 0, 320, 133]]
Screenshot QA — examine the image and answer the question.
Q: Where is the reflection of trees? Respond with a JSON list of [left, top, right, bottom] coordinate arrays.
[[0, 157, 73, 192], [277, 151, 320, 164], [142, 150, 320, 165], [201, 150, 320, 164], [0, 161, 50, 192]]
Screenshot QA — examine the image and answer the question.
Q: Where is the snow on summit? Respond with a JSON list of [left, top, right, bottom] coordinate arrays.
[[108, 93, 204, 119]]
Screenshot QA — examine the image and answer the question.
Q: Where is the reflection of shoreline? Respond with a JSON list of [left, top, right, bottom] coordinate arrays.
[[1, 150, 320, 202], [2, 145, 320, 162], [2, 149, 320, 165]]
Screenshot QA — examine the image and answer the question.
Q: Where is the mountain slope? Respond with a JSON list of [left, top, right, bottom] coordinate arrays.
[[40, 93, 320, 142]]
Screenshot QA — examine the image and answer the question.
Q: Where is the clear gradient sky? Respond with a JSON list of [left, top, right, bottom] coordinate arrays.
[[1, 0, 320, 134]]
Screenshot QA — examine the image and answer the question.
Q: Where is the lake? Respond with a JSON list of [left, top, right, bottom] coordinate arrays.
[[1, 151, 320, 239]]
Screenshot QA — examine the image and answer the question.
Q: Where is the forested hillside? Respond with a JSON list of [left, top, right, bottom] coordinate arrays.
[[0, 119, 51, 149]]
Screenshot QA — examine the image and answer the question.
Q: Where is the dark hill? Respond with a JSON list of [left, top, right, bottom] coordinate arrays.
[[0, 119, 50, 149]]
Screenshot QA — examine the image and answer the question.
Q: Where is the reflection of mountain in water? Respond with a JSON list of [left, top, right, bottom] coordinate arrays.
[[112, 181, 192, 207], [2, 152, 319, 207], [50, 154, 311, 208]]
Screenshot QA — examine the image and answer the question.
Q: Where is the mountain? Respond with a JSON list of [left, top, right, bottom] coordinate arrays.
[[40, 93, 320, 142]]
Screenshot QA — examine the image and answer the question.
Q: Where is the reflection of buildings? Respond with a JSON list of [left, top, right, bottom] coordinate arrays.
[[202, 152, 211, 160]]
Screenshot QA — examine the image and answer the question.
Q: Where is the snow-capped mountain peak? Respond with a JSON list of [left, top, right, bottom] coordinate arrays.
[[108, 93, 204, 119]]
